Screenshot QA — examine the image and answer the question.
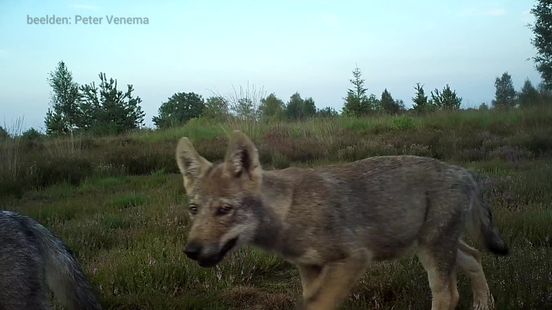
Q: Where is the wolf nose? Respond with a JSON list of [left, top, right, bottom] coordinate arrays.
[[184, 243, 202, 260]]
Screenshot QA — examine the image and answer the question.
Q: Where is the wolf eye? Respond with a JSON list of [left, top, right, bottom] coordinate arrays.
[[189, 204, 199, 215], [216, 204, 233, 216]]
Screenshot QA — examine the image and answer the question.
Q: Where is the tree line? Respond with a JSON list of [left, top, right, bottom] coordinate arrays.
[[152, 90, 337, 129], [341, 67, 463, 116], [34, 61, 552, 136], [39, 60, 342, 134], [343, 67, 551, 116]]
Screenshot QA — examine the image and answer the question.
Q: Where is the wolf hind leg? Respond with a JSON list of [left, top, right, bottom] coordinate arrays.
[[418, 246, 459, 310], [457, 240, 494, 310]]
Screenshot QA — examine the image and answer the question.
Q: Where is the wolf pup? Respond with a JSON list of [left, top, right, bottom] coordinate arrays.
[[176, 131, 508, 310], [0, 211, 102, 310]]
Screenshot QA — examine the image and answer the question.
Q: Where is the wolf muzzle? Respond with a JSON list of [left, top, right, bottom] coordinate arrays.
[[184, 237, 238, 267]]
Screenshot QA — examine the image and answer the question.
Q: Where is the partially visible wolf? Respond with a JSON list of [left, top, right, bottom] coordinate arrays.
[[176, 131, 508, 310], [0, 211, 102, 310]]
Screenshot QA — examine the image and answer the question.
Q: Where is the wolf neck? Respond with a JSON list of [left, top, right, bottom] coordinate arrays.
[[250, 170, 294, 252]]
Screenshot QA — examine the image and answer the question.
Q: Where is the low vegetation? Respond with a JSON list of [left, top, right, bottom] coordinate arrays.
[[1, 106, 551, 309]]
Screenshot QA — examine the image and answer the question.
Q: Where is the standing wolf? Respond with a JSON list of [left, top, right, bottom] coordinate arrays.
[[0, 211, 102, 310], [176, 131, 508, 310]]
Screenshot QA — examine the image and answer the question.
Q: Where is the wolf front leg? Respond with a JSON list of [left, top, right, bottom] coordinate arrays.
[[298, 264, 323, 301], [418, 246, 459, 310], [302, 253, 368, 310]]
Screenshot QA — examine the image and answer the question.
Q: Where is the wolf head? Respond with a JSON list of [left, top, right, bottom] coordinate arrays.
[[176, 131, 263, 267]]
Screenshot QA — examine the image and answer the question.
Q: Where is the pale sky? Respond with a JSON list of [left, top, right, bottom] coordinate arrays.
[[0, 0, 541, 131]]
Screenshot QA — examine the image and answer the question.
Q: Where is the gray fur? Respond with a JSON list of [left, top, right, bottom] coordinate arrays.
[[177, 131, 508, 310], [0, 211, 102, 310]]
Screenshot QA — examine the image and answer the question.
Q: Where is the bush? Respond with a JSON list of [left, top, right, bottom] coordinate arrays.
[[30, 157, 93, 187], [103, 143, 176, 175]]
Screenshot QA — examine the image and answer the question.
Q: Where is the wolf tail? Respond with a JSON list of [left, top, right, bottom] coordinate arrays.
[[31, 221, 102, 310], [465, 174, 509, 256]]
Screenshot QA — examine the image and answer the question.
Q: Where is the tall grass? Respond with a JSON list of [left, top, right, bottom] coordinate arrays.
[[1, 106, 552, 198], [0, 119, 24, 196]]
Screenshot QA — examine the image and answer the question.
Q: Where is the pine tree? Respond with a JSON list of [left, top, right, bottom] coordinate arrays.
[[80, 73, 145, 134], [412, 83, 434, 113], [492, 72, 516, 109], [367, 94, 381, 112], [380, 89, 402, 114], [431, 85, 462, 110], [44, 61, 80, 135], [518, 79, 541, 107], [532, 0, 552, 90], [343, 67, 371, 116]]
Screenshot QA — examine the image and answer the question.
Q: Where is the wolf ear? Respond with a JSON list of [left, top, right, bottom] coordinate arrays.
[[176, 137, 212, 193], [224, 130, 262, 181]]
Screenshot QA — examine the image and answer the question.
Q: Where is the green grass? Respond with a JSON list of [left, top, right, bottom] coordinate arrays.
[[1, 106, 552, 309], [2, 161, 550, 309]]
